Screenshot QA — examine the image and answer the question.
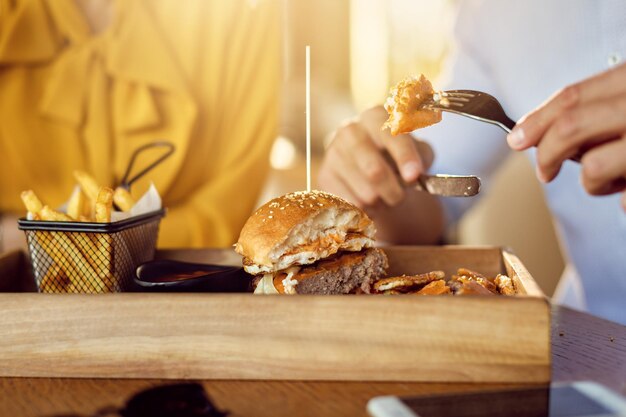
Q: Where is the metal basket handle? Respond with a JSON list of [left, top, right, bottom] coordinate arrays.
[[119, 141, 176, 191]]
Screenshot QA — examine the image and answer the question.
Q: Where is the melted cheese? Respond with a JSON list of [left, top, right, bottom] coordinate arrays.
[[281, 267, 301, 294], [254, 273, 279, 294], [253, 267, 301, 294]]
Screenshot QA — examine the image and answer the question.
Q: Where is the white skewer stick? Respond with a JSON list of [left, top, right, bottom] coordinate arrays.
[[305, 45, 311, 192]]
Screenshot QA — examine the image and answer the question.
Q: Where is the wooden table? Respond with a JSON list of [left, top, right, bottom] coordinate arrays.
[[1, 305, 624, 417]]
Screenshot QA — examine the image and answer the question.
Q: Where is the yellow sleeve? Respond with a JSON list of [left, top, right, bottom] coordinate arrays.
[[156, 1, 281, 248]]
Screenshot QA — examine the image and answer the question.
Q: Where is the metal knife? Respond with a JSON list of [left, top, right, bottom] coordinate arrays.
[[411, 174, 481, 197], [382, 151, 481, 197]]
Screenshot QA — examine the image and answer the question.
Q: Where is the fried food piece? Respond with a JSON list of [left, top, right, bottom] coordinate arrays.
[[95, 187, 114, 223], [36, 231, 102, 292], [67, 189, 85, 220], [373, 270, 445, 292], [415, 279, 451, 295], [383, 74, 442, 135], [382, 290, 403, 295], [454, 268, 498, 294], [40, 206, 74, 222], [20, 190, 43, 216], [113, 187, 135, 212], [73, 170, 100, 202], [374, 276, 418, 292], [39, 264, 74, 293], [494, 274, 516, 295], [94, 187, 115, 290], [452, 276, 496, 295], [457, 268, 486, 279]]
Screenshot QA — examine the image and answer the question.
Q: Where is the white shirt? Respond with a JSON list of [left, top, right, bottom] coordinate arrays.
[[419, 0, 626, 324]]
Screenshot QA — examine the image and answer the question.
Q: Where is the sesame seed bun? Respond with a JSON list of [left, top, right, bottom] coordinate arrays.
[[234, 190, 376, 274]]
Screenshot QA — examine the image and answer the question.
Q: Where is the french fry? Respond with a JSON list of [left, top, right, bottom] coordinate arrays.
[[39, 263, 73, 293], [39, 205, 110, 291], [94, 186, 115, 290], [95, 187, 114, 223], [20, 190, 43, 215], [81, 192, 94, 220], [72, 232, 114, 292], [73, 170, 100, 202], [22, 172, 134, 293], [113, 187, 135, 212], [67, 188, 85, 220], [40, 205, 74, 222], [37, 231, 102, 292]]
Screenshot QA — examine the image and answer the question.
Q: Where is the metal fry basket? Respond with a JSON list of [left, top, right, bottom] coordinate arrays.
[[18, 210, 165, 293]]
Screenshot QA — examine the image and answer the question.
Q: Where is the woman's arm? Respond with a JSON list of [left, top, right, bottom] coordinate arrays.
[[0, 213, 27, 254], [156, 0, 282, 248]]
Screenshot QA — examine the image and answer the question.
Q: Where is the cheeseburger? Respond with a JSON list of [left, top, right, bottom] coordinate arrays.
[[235, 190, 388, 294]]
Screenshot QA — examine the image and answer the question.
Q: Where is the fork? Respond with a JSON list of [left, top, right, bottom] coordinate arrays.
[[423, 90, 582, 162]]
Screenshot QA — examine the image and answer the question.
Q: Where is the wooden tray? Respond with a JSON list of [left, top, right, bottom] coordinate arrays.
[[0, 246, 550, 382]]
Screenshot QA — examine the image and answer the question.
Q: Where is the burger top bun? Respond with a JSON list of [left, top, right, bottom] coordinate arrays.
[[235, 190, 375, 275]]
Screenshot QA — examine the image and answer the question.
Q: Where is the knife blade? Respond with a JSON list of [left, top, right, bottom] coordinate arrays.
[[412, 174, 481, 197], [382, 150, 480, 197]]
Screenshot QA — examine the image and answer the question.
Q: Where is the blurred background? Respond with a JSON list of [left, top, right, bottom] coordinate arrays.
[[261, 0, 565, 296]]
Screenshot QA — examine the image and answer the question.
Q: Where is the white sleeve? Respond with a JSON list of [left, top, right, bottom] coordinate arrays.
[[417, 0, 511, 223]]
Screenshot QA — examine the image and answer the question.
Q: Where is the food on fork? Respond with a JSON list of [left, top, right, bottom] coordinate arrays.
[[383, 74, 442, 135], [235, 190, 388, 294]]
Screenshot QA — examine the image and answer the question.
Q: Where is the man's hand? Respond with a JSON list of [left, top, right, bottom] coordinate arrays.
[[318, 105, 434, 208], [507, 62, 626, 210]]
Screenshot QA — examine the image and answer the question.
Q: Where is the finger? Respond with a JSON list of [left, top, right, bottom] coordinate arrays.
[[568, 61, 626, 104], [511, 63, 626, 151], [317, 159, 366, 208], [414, 139, 435, 170], [335, 137, 405, 206], [385, 134, 423, 182], [333, 146, 383, 206], [318, 147, 372, 206], [535, 96, 626, 182], [340, 121, 384, 177], [359, 106, 426, 182], [580, 136, 626, 195], [508, 84, 580, 150]]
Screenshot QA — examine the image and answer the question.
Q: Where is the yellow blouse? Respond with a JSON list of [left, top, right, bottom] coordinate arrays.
[[0, 0, 281, 248]]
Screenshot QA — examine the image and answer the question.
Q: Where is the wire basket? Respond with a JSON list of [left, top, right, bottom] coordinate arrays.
[[18, 210, 165, 293]]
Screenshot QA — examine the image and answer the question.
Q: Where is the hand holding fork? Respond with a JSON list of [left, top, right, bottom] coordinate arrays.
[[422, 89, 584, 162], [426, 62, 626, 209]]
